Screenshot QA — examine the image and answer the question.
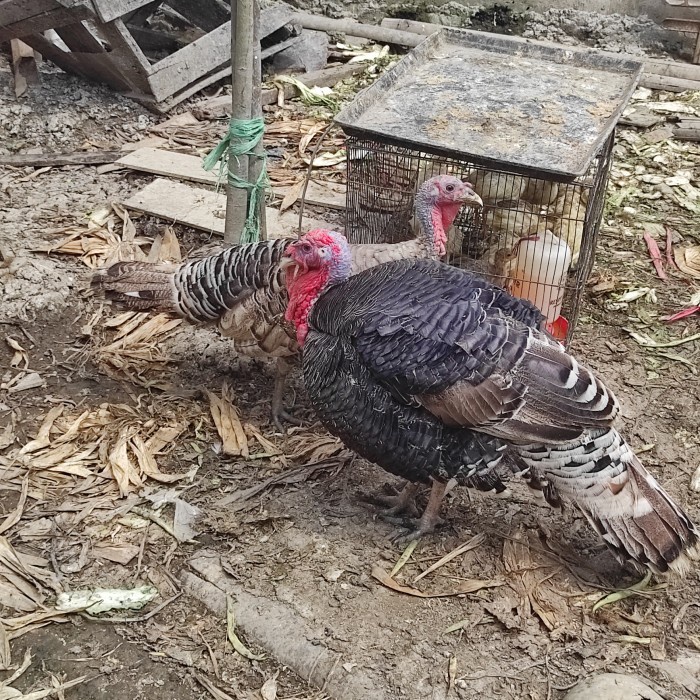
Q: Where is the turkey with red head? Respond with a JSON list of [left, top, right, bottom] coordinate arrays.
[[283, 229, 699, 575], [92, 175, 482, 430]]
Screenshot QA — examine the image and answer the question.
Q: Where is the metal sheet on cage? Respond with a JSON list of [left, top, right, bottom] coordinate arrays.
[[335, 29, 642, 179]]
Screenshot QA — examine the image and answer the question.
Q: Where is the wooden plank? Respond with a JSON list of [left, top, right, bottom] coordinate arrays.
[[145, 5, 300, 103], [115, 148, 217, 185], [55, 20, 106, 53], [146, 21, 231, 102], [0, 151, 122, 167], [260, 34, 303, 60], [127, 64, 232, 112], [124, 178, 225, 233], [380, 17, 437, 37], [295, 13, 424, 48], [10, 39, 39, 97], [258, 4, 295, 38], [166, 0, 229, 32], [89, 0, 153, 23], [123, 0, 160, 25], [123, 178, 329, 237], [96, 19, 152, 93], [0, 4, 93, 41], [115, 148, 348, 210], [0, 0, 60, 28], [126, 24, 187, 52], [673, 127, 700, 141], [19, 32, 132, 91], [639, 74, 700, 92]]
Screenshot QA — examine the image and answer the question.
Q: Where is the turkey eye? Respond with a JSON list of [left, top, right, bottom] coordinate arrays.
[[301, 243, 312, 253], [445, 184, 455, 192]]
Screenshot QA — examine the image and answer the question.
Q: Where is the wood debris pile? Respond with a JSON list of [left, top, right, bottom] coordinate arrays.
[[0, 0, 305, 111]]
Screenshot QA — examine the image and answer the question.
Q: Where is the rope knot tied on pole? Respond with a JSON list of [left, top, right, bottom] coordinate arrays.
[[203, 116, 269, 244]]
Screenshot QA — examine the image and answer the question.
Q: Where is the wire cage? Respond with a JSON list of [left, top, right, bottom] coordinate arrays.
[[343, 133, 615, 343], [331, 27, 641, 345]]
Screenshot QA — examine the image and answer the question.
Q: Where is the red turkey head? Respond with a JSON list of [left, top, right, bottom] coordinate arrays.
[[424, 175, 483, 209], [416, 175, 483, 257], [284, 229, 351, 280], [283, 230, 352, 345]]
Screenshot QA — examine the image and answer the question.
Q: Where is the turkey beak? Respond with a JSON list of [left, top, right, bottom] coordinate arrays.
[[279, 256, 297, 272], [459, 188, 483, 208]]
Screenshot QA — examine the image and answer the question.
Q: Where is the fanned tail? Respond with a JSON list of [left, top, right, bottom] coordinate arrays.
[[92, 239, 290, 325], [91, 261, 180, 313], [517, 428, 699, 575]]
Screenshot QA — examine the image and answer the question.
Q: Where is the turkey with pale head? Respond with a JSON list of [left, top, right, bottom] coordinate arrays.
[[92, 175, 482, 430], [282, 228, 699, 575]]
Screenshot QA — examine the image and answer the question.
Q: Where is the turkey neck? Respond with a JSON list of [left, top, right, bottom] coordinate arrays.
[[285, 267, 329, 345], [415, 195, 461, 258]]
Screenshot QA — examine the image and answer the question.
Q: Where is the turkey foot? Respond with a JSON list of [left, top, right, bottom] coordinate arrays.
[[271, 358, 303, 431], [362, 481, 421, 518], [389, 480, 448, 543]]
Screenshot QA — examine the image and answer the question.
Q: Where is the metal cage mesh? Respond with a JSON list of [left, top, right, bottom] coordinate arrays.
[[344, 132, 614, 344]]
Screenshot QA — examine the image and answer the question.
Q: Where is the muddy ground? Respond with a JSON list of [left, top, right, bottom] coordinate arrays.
[[1, 28, 700, 700]]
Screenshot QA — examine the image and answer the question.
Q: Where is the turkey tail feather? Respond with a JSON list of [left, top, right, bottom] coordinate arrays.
[[91, 261, 179, 313], [517, 428, 698, 575]]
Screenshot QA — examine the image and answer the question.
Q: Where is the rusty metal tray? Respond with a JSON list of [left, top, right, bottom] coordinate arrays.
[[335, 29, 643, 179]]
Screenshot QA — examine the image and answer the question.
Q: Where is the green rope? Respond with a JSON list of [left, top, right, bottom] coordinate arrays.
[[203, 117, 269, 244]]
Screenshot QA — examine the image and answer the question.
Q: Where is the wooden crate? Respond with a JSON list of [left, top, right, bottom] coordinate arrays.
[[0, 0, 298, 111]]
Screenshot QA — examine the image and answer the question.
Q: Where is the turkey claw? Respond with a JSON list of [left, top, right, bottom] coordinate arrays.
[[271, 407, 303, 432], [385, 516, 445, 545], [360, 490, 421, 519]]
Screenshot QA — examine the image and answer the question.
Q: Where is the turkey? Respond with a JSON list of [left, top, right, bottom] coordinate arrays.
[[282, 229, 699, 575], [92, 176, 483, 430]]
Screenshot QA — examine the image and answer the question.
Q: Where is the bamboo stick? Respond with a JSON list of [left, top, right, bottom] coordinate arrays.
[[248, 0, 267, 240], [225, 0, 255, 244]]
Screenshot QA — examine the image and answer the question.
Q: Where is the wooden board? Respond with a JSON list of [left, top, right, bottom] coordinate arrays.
[[261, 34, 303, 60], [90, 0, 152, 23], [146, 21, 231, 102], [125, 24, 186, 52], [0, 150, 121, 167], [145, 5, 299, 103], [259, 4, 295, 38], [97, 19, 152, 93], [166, 0, 229, 32], [122, 178, 331, 238], [115, 148, 218, 185], [0, 4, 93, 41], [0, 0, 61, 28], [55, 20, 106, 53], [20, 32, 132, 91], [115, 148, 347, 210], [10, 39, 39, 97]]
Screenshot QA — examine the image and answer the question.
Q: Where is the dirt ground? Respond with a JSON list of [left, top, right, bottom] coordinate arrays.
[[1, 35, 700, 700]]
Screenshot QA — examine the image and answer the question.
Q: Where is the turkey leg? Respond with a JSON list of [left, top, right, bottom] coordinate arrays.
[[271, 357, 303, 431], [389, 479, 449, 543], [413, 479, 448, 538]]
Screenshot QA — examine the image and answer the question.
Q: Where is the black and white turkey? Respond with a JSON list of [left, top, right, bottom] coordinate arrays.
[[282, 228, 698, 575]]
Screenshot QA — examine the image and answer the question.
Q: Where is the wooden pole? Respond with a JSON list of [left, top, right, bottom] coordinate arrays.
[[225, 0, 255, 244], [294, 13, 423, 47], [248, 0, 267, 240]]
